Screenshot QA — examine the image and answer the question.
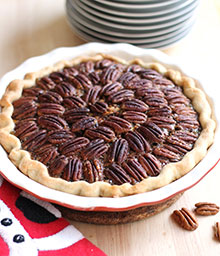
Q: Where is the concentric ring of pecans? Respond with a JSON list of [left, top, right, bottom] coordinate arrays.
[[12, 58, 201, 185]]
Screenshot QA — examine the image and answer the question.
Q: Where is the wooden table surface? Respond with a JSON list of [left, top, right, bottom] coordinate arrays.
[[0, 0, 220, 255]]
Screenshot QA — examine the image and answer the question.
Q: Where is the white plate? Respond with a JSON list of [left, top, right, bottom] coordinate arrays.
[[79, 0, 197, 17], [75, 0, 198, 25], [69, 0, 196, 31], [0, 43, 219, 211], [67, 14, 195, 46]]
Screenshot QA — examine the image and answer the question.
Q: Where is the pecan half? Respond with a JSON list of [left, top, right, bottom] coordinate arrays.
[[84, 159, 103, 183], [95, 59, 113, 69], [101, 116, 132, 133], [84, 85, 101, 104], [144, 95, 167, 107], [48, 155, 68, 177], [47, 129, 75, 144], [81, 139, 108, 160], [59, 137, 90, 156], [121, 99, 149, 112], [165, 135, 193, 153], [140, 69, 163, 80], [23, 87, 44, 97], [153, 146, 181, 162], [84, 126, 115, 142], [176, 115, 200, 130], [214, 222, 220, 241], [71, 73, 92, 90], [90, 101, 108, 114], [147, 116, 176, 131], [108, 89, 134, 103], [122, 111, 147, 124], [64, 107, 90, 124], [37, 103, 65, 116], [100, 82, 123, 97], [147, 106, 172, 117], [78, 60, 94, 73], [125, 131, 151, 153], [164, 88, 190, 105], [138, 121, 165, 144], [122, 158, 147, 182], [34, 144, 58, 165], [22, 130, 47, 151], [138, 153, 161, 176], [38, 91, 63, 104], [62, 157, 83, 181], [12, 97, 37, 119], [153, 77, 174, 88], [104, 163, 132, 185], [118, 72, 138, 87], [71, 116, 97, 132], [136, 87, 164, 97], [172, 208, 198, 231], [36, 77, 56, 90], [38, 115, 68, 130], [49, 71, 66, 83], [101, 66, 122, 84], [63, 96, 86, 109], [126, 79, 152, 89], [14, 120, 38, 141], [54, 82, 76, 97], [174, 130, 198, 143], [109, 138, 128, 164], [194, 202, 220, 216]]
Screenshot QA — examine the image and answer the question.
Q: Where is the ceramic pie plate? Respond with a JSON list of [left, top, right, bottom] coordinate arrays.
[[0, 43, 219, 216]]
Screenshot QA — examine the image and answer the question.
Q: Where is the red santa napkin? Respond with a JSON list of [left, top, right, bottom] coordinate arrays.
[[0, 175, 107, 256]]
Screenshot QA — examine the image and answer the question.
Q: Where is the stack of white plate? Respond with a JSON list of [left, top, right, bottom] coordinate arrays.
[[65, 0, 199, 49]]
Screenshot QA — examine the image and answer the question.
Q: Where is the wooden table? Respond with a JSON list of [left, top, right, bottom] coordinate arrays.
[[0, 0, 220, 255]]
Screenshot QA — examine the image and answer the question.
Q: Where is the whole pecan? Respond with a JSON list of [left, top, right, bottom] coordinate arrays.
[[12, 97, 37, 120], [125, 130, 151, 153], [36, 77, 56, 90], [84, 85, 101, 104], [59, 137, 90, 156], [71, 116, 97, 132], [14, 119, 38, 141], [38, 115, 68, 130], [109, 138, 128, 164], [81, 139, 108, 160], [37, 103, 65, 116], [194, 202, 220, 216], [48, 155, 68, 177], [38, 91, 63, 104], [62, 157, 83, 181], [122, 111, 147, 124], [108, 89, 134, 103], [121, 99, 149, 112], [138, 153, 161, 176], [172, 208, 198, 231], [122, 158, 147, 182], [47, 129, 75, 144], [54, 81, 76, 97], [22, 130, 47, 151], [138, 121, 165, 144], [214, 222, 220, 241], [100, 82, 123, 97], [64, 107, 90, 124], [34, 144, 58, 165], [63, 96, 86, 109], [84, 126, 115, 142], [23, 87, 43, 97], [90, 101, 108, 114], [104, 163, 132, 185], [101, 116, 132, 133], [71, 73, 92, 90], [84, 159, 103, 183]]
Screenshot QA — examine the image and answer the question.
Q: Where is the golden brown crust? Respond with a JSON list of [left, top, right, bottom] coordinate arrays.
[[0, 54, 216, 197]]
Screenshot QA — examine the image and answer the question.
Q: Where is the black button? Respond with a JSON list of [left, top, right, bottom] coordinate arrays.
[[1, 218, 12, 226], [13, 234, 25, 243]]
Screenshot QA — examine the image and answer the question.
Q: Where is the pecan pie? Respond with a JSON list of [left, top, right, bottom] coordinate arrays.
[[0, 54, 216, 197]]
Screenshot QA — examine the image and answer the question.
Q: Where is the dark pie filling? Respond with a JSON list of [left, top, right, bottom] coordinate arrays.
[[12, 59, 201, 185]]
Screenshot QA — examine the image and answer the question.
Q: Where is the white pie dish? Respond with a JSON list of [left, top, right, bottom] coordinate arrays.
[[0, 42, 219, 211]]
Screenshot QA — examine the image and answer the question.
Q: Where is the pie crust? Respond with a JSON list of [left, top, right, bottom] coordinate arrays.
[[0, 54, 216, 197]]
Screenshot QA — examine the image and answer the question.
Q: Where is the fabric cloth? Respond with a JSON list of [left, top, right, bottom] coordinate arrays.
[[0, 175, 107, 256]]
